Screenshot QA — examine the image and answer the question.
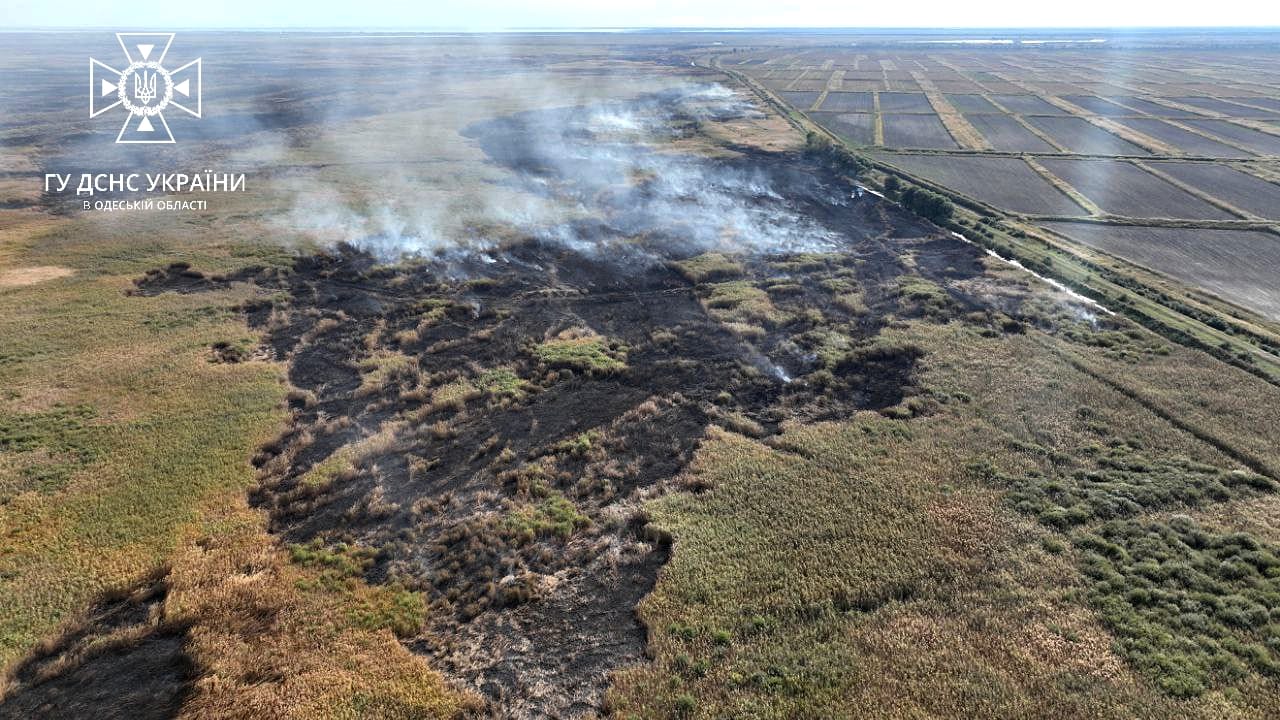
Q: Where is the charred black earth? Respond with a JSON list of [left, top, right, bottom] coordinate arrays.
[[129, 93, 992, 717], [0, 572, 194, 720]]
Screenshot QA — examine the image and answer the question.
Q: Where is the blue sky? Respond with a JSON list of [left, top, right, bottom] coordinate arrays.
[[4, 0, 1279, 29]]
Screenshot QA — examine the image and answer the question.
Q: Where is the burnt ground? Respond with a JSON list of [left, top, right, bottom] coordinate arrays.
[[117, 92, 1001, 717], [201, 174, 983, 716], [0, 571, 194, 720], [233, 225, 983, 718]]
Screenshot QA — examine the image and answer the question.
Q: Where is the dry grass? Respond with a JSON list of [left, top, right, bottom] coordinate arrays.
[[607, 319, 1280, 718], [0, 212, 474, 717], [0, 266, 74, 288]]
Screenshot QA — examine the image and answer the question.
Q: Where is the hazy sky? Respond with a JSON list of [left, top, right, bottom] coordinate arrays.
[[4, 0, 1279, 29]]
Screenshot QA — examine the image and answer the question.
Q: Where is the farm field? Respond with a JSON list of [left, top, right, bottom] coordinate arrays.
[[877, 92, 935, 113], [1036, 158, 1235, 218], [1024, 116, 1152, 155], [1110, 117, 1253, 158], [1152, 162, 1280, 219], [1174, 96, 1280, 117], [809, 111, 876, 144], [873, 153, 1087, 216], [779, 90, 822, 109], [1180, 119, 1280, 155], [965, 113, 1058, 152], [945, 94, 1001, 113], [881, 113, 958, 148], [990, 94, 1068, 115], [1041, 222, 1280, 320], [818, 91, 875, 112], [1062, 95, 1132, 116], [1106, 96, 1203, 118]]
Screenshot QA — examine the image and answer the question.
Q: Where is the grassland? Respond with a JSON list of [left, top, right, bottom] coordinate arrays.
[[610, 316, 1280, 718], [0, 210, 478, 718]]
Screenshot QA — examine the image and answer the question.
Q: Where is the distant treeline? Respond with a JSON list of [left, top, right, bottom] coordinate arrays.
[[882, 175, 954, 224], [804, 131, 869, 177], [802, 132, 953, 225]]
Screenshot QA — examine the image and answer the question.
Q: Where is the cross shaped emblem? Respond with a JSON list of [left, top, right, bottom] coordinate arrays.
[[89, 33, 202, 144]]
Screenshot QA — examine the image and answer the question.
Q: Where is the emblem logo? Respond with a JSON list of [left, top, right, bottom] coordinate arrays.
[[90, 33, 202, 144]]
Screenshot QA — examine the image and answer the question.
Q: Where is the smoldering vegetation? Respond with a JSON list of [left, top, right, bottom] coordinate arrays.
[[124, 86, 1010, 716]]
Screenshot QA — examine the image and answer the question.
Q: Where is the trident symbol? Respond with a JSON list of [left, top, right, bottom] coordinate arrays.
[[133, 70, 157, 105]]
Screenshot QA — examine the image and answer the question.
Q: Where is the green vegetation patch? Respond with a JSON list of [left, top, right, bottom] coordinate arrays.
[[609, 417, 1000, 716], [476, 367, 529, 400], [673, 252, 744, 283], [0, 404, 99, 497], [290, 540, 425, 638], [895, 276, 952, 316], [701, 281, 781, 325], [1078, 517, 1280, 697], [992, 443, 1276, 530], [533, 333, 627, 373], [356, 351, 416, 397], [507, 492, 590, 541]]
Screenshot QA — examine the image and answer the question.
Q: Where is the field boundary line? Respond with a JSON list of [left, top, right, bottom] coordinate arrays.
[[910, 70, 991, 151], [872, 92, 884, 146], [784, 68, 807, 92], [1210, 96, 1280, 117], [1225, 116, 1280, 138], [1008, 114, 1069, 152], [1140, 95, 1226, 119], [1040, 335, 1280, 482], [1132, 161, 1261, 220], [1153, 116, 1259, 156], [1034, 94, 1181, 156], [827, 69, 844, 92], [1023, 157, 1103, 216], [1233, 163, 1280, 186]]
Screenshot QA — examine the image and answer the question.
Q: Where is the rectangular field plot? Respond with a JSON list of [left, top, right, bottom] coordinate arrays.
[[809, 112, 875, 145], [1104, 97, 1203, 118], [1025, 116, 1151, 155], [791, 80, 830, 92], [1038, 158, 1235, 219], [1228, 97, 1280, 113], [877, 153, 1086, 215], [877, 92, 934, 112], [1061, 95, 1133, 116], [965, 114, 1057, 152], [881, 114, 958, 149], [816, 92, 873, 112], [1110, 118, 1253, 158], [1041, 222, 1280, 320], [945, 94, 1001, 113], [1152, 162, 1280, 219], [990, 95, 1068, 115], [933, 81, 987, 94], [1172, 96, 1280, 117], [777, 91, 821, 109], [1181, 120, 1280, 155]]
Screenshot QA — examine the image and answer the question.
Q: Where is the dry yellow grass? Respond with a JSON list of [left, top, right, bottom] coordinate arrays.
[[0, 266, 73, 288], [607, 319, 1280, 718]]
